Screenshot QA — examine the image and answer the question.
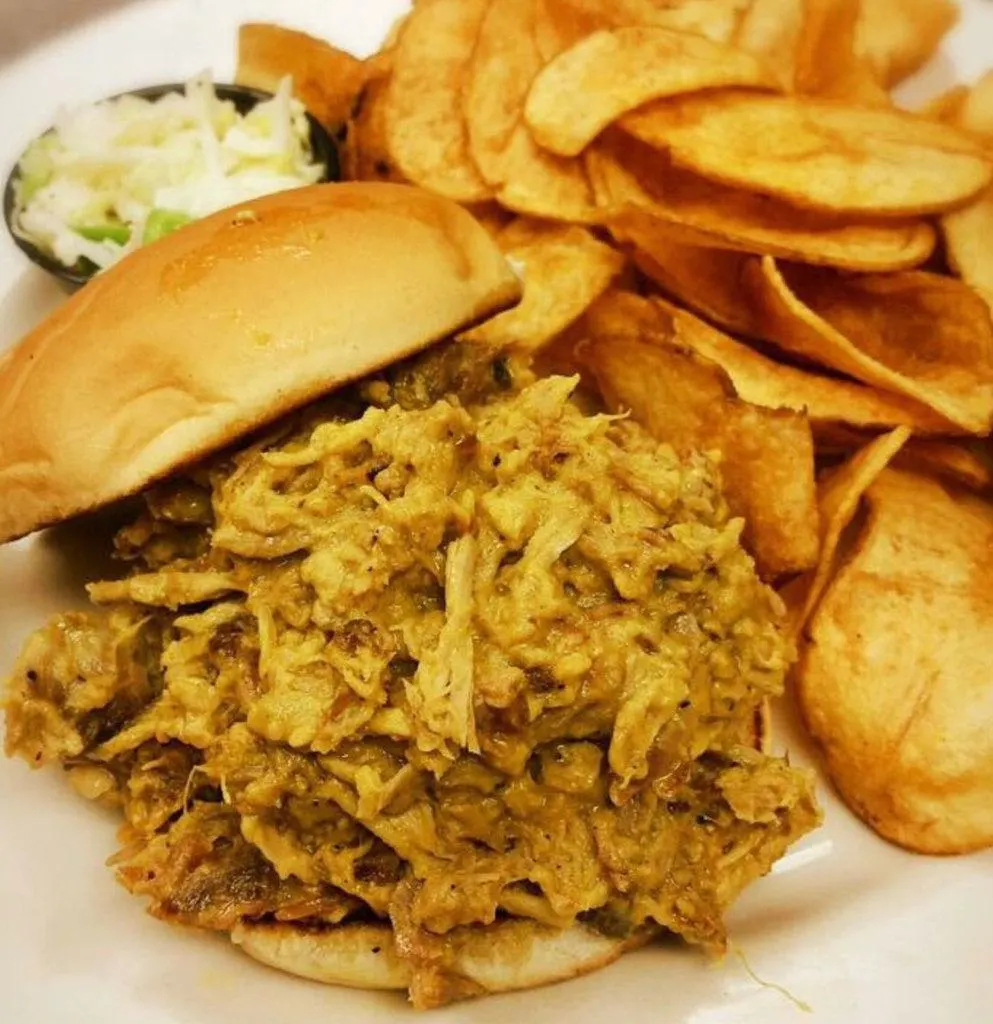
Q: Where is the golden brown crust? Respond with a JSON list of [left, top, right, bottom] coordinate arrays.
[[0, 182, 521, 544]]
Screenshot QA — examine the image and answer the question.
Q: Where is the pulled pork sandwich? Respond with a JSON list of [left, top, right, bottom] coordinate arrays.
[[0, 182, 819, 1009]]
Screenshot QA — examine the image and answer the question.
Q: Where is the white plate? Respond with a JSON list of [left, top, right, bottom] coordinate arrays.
[[0, 2, 991, 1022]]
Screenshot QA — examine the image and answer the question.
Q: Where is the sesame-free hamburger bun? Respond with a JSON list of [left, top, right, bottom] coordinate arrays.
[[0, 182, 521, 544]]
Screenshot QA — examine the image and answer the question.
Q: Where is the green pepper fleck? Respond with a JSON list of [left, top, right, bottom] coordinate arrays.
[[76, 223, 131, 245], [143, 208, 193, 245]]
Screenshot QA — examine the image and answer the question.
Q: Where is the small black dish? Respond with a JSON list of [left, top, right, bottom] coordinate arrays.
[[2, 81, 341, 291]]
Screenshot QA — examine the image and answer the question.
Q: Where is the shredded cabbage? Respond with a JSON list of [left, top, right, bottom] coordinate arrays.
[[13, 72, 325, 272]]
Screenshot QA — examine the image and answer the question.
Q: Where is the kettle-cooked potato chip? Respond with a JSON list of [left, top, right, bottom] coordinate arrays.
[[734, 0, 897, 103], [462, 222, 623, 350], [524, 27, 780, 158], [385, 0, 492, 202], [533, 0, 686, 59], [855, 0, 958, 87], [581, 292, 819, 577], [464, 0, 541, 186], [893, 440, 993, 493], [939, 197, 993, 312], [345, 74, 406, 184], [648, 295, 955, 437], [463, 202, 517, 239], [629, 236, 761, 336], [590, 133, 936, 270], [580, 284, 667, 339], [532, 0, 603, 59], [533, 0, 745, 59], [785, 264, 993, 432], [734, 0, 802, 69], [459, 0, 597, 220], [957, 71, 993, 139], [616, 206, 933, 344], [797, 468, 993, 854], [940, 73, 993, 314], [749, 258, 993, 435], [817, 429, 993, 493], [643, 0, 748, 43], [236, 23, 373, 129], [917, 84, 969, 124], [621, 91, 992, 217], [786, 428, 910, 641], [496, 127, 598, 222], [792, 0, 890, 106]]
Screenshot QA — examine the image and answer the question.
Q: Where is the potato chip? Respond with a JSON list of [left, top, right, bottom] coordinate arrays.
[[581, 284, 669, 340], [533, 0, 664, 58], [648, 0, 749, 44], [464, 202, 517, 239], [530, 320, 594, 380], [532, 0, 602, 59], [855, 0, 958, 87], [534, 0, 746, 60], [581, 292, 819, 577], [494, 215, 551, 248], [733, 0, 802, 82], [385, 0, 492, 202], [817, 427, 993, 483], [464, 0, 541, 186], [940, 74, 993, 314], [459, 0, 597, 219], [797, 468, 993, 854], [792, 0, 890, 106], [786, 427, 909, 641], [942, 196, 993, 312], [917, 84, 969, 124], [589, 133, 936, 270], [735, 0, 887, 103], [787, 264, 993, 430], [629, 237, 760, 336], [749, 258, 993, 435], [498, 217, 637, 276], [621, 91, 992, 216], [461, 223, 623, 351], [380, 9, 410, 52], [957, 70, 993, 139], [892, 440, 993, 492], [496, 127, 598, 222], [236, 23, 371, 129], [524, 27, 780, 158], [648, 295, 955, 436], [715, 403, 819, 579], [344, 74, 405, 184]]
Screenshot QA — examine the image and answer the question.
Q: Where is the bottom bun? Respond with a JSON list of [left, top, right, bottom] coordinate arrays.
[[232, 921, 408, 991], [231, 917, 654, 1007]]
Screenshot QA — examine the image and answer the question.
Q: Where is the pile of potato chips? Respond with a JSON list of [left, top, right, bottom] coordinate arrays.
[[236, 1, 993, 855]]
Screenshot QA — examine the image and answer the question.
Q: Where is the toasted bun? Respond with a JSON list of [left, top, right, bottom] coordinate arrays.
[[0, 182, 521, 544], [230, 919, 653, 1009]]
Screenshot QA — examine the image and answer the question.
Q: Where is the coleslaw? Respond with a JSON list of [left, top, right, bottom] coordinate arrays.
[[12, 73, 326, 272]]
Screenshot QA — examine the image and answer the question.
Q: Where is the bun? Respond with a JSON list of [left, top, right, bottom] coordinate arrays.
[[231, 918, 653, 1009], [0, 182, 521, 543]]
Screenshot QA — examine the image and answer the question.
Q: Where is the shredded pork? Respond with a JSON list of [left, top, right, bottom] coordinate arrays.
[[3, 346, 819, 1004]]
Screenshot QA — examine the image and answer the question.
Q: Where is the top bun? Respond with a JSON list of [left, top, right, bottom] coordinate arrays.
[[0, 182, 521, 544]]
